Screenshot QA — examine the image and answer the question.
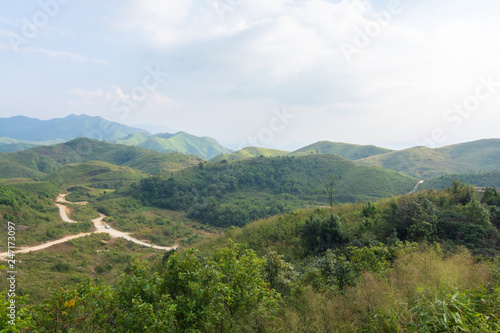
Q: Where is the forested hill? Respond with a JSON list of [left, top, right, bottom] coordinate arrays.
[[356, 138, 500, 179], [0, 138, 203, 178], [133, 154, 417, 227]]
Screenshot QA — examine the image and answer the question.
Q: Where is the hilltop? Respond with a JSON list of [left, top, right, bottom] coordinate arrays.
[[134, 154, 417, 227], [111, 131, 232, 160], [0, 138, 203, 179], [356, 139, 500, 179], [289, 141, 392, 160], [0, 114, 146, 142], [209, 146, 289, 162]]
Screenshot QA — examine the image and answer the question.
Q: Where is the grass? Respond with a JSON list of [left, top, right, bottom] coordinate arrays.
[[356, 138, 500, 179], [266, 244, 499, 332], [0, 232, 167, 305]]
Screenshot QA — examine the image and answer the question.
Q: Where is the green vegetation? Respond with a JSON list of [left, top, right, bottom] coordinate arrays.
[[0, 137, 64, 153], [210, 146, 289, 162], [112, 131, 233, 160], [134, 154, 416, 227], [0, 138, 204, 179], [424, 169, 500, 190], [4, 184, 500, 332], [356, 138, 500, 179], [290, 140, 392, 160], [0, 184, 96, 246], [45, 161, 148, 189], [6, 241, 280, 332], [210, 141, 391, 163]]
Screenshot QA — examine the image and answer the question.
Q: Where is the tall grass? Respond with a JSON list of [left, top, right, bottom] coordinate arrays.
[[267, 244, 498, 332]]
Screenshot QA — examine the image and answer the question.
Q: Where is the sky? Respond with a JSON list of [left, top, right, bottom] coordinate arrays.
[[1, 0, 500, 151]]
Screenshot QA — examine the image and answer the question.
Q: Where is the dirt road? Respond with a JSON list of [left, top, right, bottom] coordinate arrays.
[[0, 194, 177, 259]]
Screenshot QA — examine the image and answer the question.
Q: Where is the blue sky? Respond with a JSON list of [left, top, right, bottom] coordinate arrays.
[[1, 0, 500, 150]]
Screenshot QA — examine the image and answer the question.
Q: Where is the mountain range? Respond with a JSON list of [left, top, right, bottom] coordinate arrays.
[[0, 114, 231, 159]]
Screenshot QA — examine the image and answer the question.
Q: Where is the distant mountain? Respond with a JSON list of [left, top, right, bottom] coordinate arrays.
[[0, 138, 204, 179], [356, 139, 500, 179], [0, 137, 64, 153], [210, 147, 289, 162], [289, 141, 393, 160], [0, 114, 233, 159], [111, 132, 232, 160], [0, 114, 146, 141], [209, 141, 391, 163]]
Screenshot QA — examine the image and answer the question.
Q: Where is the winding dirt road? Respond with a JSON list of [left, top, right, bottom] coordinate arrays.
[[0, 194, 177, 259]]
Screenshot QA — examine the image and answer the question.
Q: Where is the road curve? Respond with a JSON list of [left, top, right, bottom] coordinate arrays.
[[0, 194, 177, 259]]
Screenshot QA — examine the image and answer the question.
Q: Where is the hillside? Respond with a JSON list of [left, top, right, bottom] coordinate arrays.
[[134, 154, 417, 227], [356, 139, 500, 179], [111, 131, 232, 160], [13, 185, 500, 332], [0, 137, 64, 153], [423, 170, 500, 190], [210, 147, 289, 162], [0, 138, 204, 179], [44, 161, 148, 188], [289, 141, 392, 160], [0, 114, 146, 142]]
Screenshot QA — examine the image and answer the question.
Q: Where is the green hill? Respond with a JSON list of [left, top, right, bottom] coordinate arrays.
[[210, 147, 289, 162], [44, 161, 148, 188], [0, 138, 204, 179], [356, 139, 500, 179], [0, 137, 64, 153], [423, 170, 500, 190], [289, 141, 392, 160], [112, 131, 232, 160], [134, 154, 417, 227]]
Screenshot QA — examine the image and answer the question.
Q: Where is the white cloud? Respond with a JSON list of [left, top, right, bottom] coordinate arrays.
[[67, 88, 104, 99], [0, 42, 108, 64]]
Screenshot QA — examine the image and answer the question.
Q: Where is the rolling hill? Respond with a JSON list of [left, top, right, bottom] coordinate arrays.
[[356, 139, 500, 179], [209, 141, 391, 163], [0, 138, 204, 179], [134, 154, 418, 227], [0, 137, 64, 153], [44, 160, 148, 188], [111, 131, 232, 160], [289, 141, 393, 160], [209, 147, 289, 162]]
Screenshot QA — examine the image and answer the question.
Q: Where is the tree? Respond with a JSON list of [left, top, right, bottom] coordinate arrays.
[[325, 175, 336, 207]]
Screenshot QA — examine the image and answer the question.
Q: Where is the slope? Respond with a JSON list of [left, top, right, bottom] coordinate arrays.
[[134, 154, 417, 227], [0, 114, 146, 141], [210, 147, 289, 162], [44, 161, 148, 188], [356, 139, 500, 179], [0, 137, 64, 153], [112, 131, 232, 160], [289, 141, 392, 160], [0, 138, 204, 179]]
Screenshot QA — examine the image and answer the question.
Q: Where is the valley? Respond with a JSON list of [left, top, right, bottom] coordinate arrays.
[[0, 131, 499, 332]]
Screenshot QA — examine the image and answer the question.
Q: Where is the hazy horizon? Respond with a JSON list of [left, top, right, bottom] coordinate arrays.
[[2, 0, 500, 151]]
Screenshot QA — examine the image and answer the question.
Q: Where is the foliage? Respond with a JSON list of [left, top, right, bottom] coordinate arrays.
[[29, 241, 280, 332], [134, 154, 416, 228]]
